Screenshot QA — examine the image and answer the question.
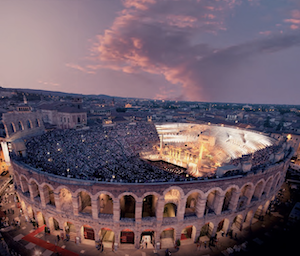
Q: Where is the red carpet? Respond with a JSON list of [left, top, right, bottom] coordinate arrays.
[[22, 225, 79, 256]]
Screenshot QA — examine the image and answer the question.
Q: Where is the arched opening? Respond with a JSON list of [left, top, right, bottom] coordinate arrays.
[[100, 228, 115, 248], [78, 191, 92, 215], [59, 188, 73, 212], [120, 195, 136, 219], [36, 211, 45, 227], [140, 230, 155, 249], [244, 210, 253, 229], [200, 222, 214, 239], [27, 120, 32, 129], [64, 222, 76, 239], [272, 174, 280, 191], [205, 190, 221, 215], [163, 203, 177, 217], [181, 225, 196, 244], [27, 205, 34, 219], [231, 214, 243, 232], [43, 185, 55, 206], [18, 121, 24, 131], [252, 181, 264, 202], [10, 123, 16, 133], [217, 219, 230, 235], [263, 178, 273, 196], [13, 173, 20, 189], [20, 176, 29, 195], [49, 217, 60, 235], [35, 119, 40, 127], [222, 187, 237, 212], [98, 193, 113, 217], [120, 229, 134, 244], [253, 205, 263, 223], [77, 117, 81, 123], [185, 192, 198, 217], [142, 195, 157, 218], [238, 185, 252, 210], [160, 228, 174, 248], [30, 181, 40, 202], [82, 225, 95, 241], [263, 200, 270, 214]]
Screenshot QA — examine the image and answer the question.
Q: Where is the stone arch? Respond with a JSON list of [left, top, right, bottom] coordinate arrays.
[[13, 172, 20, 188], [263, 176, 273, 196], [48, 217, 60, 235], [64, 221, 76, 239], [231, 214, 243, 232], [216, 219, 230, 234], [222, 186, 238, 212], [142, 194, 158, 218], [18, 121, 24, 131], [252, 179, 265, 202], [120, 229, 135, 244], [99, 228, 115, 248], [36, 211, 45, 227], [200, 222, 214, 238], [163, 186, 184, 201], [253, 205, 263, 221], [185, 191, 199, 217], [237, 183, 254, 210], [160, 227, 175, 248], [244, 210, 253, 229], [20, 175, 29, 194], [77, 190, 92, 215], [180, 225, 196, 243], [27, 205, 34, 219], [35, 118, 41, 127], [29, 179, 40, 202], [205, 188, 223, 215], [120, 194, 136, 219], [140, 229, 155, 249], [27, 119, 32, 129], [81, 225, 95, 241], [97, 193, 113, 217], [42, 184, 55, 206], [59, 188, 73, 212], [163, 203, 177, 217], [10, 122, 16, 133], [272, 172, 281, 190]]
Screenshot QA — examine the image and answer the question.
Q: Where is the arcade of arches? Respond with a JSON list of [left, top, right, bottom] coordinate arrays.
[[14, 169, 283, 248]]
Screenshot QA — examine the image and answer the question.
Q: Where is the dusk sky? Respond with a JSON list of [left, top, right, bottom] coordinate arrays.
[[1, 0, 300, 104]]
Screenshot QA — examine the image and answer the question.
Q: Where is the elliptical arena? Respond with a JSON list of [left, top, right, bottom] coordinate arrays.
[[8, 121, 293, 250]]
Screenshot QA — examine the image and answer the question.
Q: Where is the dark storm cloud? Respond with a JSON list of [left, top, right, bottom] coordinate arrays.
[[78, 0, 300, 101]]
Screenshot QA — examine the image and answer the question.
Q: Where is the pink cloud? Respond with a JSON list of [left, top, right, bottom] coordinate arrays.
[[65, 63, 96, 74], [290, 24, 299, 30], [259, 31, 272, 36], [37, 80, 60, 87]]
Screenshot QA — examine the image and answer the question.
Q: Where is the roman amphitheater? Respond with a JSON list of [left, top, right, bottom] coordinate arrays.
[[8, 121, 294, 250]]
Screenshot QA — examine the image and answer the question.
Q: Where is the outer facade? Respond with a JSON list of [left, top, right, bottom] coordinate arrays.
[[12, 143, 292, 249]]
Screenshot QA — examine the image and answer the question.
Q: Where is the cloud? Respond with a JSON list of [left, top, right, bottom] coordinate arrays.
[[37, 80, 60, 87], [88, 0, 300, 101], [65, 63, 96, 74], [259, 31, 272, 36]]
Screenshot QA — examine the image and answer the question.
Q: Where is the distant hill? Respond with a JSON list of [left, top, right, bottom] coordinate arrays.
[[5, 87, 121, 100]]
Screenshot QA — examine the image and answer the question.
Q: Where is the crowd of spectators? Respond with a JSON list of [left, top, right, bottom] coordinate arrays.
[[21, 122, 188, 182], [228, 144, 283, 169]]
